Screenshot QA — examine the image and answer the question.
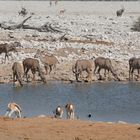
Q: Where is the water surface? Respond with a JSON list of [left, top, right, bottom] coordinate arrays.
[[0, 82, 140, 123]]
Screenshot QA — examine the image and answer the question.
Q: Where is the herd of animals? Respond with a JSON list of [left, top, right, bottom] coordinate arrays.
[[0, 41, 140, 87], [0, 42, 76, 119], [18, 5, 125, 17], [0, 6, 136, 120]]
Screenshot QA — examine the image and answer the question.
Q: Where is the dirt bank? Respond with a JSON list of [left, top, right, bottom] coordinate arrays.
[[0, 116, 140, 140]]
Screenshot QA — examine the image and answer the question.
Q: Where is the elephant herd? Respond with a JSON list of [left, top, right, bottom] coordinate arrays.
[[0, 42, 140, 86]]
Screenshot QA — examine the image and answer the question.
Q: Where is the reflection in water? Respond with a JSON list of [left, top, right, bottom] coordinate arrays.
[[0, 82, 140, 123]]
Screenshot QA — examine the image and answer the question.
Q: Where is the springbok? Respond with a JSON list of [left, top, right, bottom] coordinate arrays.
[[54, 106, 63, 119], [5, 102, 22, 118], [59, 9, 66, 15], [65, 103, 75, 119]]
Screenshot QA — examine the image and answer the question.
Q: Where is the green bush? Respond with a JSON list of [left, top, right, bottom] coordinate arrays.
[[131, 17, 140, 32]]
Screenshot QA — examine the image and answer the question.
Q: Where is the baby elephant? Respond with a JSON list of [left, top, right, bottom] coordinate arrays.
[[5, 102, 22, 118], [54, 106, 63, 119], [65, 103, 75, 119]]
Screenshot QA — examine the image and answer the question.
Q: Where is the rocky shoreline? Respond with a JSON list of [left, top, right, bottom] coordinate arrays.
[[0, 42, 138, 84]]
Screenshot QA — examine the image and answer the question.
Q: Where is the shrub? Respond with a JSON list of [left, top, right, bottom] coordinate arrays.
[[131, 17, 140, 32]]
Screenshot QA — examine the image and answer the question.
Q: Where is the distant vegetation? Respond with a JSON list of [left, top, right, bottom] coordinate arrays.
[[131, 17, 140, 32]]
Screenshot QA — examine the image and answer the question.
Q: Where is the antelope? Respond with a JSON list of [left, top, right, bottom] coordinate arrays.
[[116, 8, 125, 17], [5, 102, 22, 118], [129, 57, 140, 80], [72, 59, 93, 82], [34, 49, 58, 75], [59, 9, 66, 15], [18, 7, 28, 17], [65, 103, 75, 119], [23, 58, 46, 83], [12, 62, 23, 87], [54, 106, 63, 119], [0, 42, 21, 62], [94, 57, 120, 81]]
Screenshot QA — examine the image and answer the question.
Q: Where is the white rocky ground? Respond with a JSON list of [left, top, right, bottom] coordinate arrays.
[[0, 1, 140, 83]]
